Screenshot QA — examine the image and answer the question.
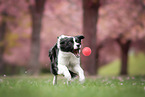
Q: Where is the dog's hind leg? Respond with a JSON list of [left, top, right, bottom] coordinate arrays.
[[53, 75, 57, 85]]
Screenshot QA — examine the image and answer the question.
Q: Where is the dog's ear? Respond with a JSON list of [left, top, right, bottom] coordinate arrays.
[[75, 35, 85, 40]]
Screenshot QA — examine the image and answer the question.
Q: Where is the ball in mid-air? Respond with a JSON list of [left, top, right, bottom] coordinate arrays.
[[82, 47, 91, 56]]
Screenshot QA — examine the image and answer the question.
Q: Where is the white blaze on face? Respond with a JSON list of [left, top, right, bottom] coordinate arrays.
[[57, 35, 64, 49], [73, 37, 79, 49]]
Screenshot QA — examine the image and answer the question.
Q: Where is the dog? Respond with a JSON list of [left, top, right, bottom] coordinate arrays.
[[49, 35, 85, 85]]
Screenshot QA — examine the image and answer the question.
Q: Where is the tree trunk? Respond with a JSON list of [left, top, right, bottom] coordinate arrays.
[[82, 0, 100, 75], [95, 44, 103, 74], [117, 39, 131, 75], [29, 0, 46, 75], [95, 48, 99, 74], [0, 12, 7, 75]]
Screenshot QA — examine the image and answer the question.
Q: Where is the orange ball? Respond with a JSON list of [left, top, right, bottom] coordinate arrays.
[[82, 47, 91, 56]]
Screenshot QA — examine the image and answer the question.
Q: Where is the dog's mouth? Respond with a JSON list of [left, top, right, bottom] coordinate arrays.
[[72, 49, 80, 58]]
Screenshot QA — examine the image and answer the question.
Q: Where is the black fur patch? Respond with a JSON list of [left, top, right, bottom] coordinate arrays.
[[69, 70, 77, 78], [74, 35, 84, 43], [49, 44, 58, 75], [60, 37, 74, 52]]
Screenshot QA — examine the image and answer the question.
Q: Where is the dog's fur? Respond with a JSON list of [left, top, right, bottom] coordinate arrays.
[[49, 35, 85, 85]]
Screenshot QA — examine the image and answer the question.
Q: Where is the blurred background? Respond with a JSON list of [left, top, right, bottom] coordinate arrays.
[[0, 0, 145, 76]]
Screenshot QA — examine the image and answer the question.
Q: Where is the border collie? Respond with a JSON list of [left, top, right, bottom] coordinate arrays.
[[49, 35, 85, 85]]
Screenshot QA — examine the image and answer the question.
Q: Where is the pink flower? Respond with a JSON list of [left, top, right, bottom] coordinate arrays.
[[112, 76, 115, 79], [118, 77, 123, 82], [126, 77, 130, 80], [132, 77, 135, 79]]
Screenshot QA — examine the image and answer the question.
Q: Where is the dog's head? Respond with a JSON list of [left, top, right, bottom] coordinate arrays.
[[57, 35, 84, 57]]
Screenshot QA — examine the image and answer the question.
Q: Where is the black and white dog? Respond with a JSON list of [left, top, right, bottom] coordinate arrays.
[[49, 35, 85, 85]]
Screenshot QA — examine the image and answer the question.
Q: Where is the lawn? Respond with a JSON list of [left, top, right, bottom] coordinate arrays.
[[0, 75, 145, 97], [98, 53, 145, 76], [0, 53, 145, 97]]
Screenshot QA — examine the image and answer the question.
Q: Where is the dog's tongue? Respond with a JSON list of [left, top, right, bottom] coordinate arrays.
[[73, 49, 80, 58]]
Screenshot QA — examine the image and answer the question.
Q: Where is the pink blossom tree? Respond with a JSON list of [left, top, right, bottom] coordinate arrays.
[[98, 0, 145, 75], [0, 0, 27, 74]]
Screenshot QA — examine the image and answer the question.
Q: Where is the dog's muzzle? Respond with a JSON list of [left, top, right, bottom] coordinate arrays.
[[72, 49, 80, 58]]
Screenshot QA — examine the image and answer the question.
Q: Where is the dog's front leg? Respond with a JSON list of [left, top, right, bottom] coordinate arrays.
[[58, 65, 71, 84], [74, 65, 85, 83], [64, 70, 71, 84]]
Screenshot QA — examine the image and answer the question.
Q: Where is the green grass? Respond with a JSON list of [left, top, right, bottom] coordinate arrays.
[[98, 53, 145, 76], [0, 76, 145, 97], [0, 53, 145, 97]]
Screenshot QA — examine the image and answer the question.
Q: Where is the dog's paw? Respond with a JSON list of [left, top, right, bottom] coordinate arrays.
[[79, 78, 85, 84]]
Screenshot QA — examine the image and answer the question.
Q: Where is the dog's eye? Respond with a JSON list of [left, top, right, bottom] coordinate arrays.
[[75, 38, 80, 43], [71, 40, 73, 43]]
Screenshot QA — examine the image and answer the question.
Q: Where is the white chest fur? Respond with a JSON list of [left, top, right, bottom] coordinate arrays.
[[57, 50, 85, 84], [58, 50, 80, 67]]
